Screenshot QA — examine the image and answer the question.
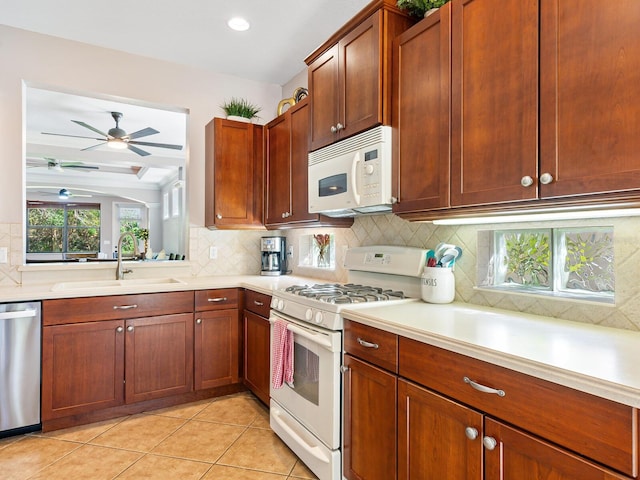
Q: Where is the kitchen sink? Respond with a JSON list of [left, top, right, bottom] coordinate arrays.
[[51, 277, 186, 291]]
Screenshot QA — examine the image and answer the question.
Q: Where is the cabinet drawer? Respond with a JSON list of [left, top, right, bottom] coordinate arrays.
[[195, 288, 238, 311], [344, 320, 398, 373], [399, 338, 637, 477], [244, 290, 271, 317], [43, 291, 194, 326]]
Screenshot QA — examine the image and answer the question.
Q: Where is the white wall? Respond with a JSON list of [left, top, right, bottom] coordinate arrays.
[[0, 25, 283, 227]]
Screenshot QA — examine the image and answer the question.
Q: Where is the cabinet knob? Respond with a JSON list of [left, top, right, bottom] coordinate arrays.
[[127, 325, 134, 332], [330, 125, 338, 133], [216, 213, 222, 219], [336, 122, 344, 131], [539, 172, 554, 185], [196, 318, 202, 325], [520, 175, 534, 187], [483, 436, 498, 450], [116, 326, 124, 333], [340, 365, 350, 373], [464, 427, 479, 440]]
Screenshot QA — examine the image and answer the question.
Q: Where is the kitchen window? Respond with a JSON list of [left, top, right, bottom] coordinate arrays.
[[477, 226, 614, 303], [26, 201, 101, 256]]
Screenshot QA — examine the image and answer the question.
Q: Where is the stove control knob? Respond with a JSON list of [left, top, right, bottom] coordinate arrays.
[[277, 299, 285, 310], [270, 298, 278, 309], [314, 311, 324, 325], [305, 309, 313, 321]]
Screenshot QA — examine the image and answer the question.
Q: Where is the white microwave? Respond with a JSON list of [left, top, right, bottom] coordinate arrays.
[[308, 126, 393, 217]]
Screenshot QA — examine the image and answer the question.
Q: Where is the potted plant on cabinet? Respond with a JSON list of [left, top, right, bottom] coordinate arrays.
[[396, 0, 450, 18], [220, 97, 261, 123]]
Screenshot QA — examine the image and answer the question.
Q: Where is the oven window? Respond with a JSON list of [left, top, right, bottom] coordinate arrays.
[[319, 174, 347, 197], [292, 342, 320, 406]]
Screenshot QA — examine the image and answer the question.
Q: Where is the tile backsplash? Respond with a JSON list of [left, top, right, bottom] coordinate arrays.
[[3, 213, 640, 331]]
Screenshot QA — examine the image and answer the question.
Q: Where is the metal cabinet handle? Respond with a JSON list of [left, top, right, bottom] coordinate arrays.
[[127, 325, 134, 332], [330, 125, 337, 133], [463, 377, 505, 397], [216, 213, 222, 219], [207, 297, 228, 303], [465, 427, 478, 440], [254, 300, 264, 306], [340, 365, 349, 373], [357, 338, 379, 349], [116, 326, 124, 333], [196, 318, 202, 325], [520, 175, 534, 187], [483, 436, 498, 450], [113, 304, 138, 310], [539, 172, 554, 184], [336, 122, 344, 131]]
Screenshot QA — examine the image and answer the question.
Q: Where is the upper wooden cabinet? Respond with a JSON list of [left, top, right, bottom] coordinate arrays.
[[205, 118, 264, 229], [392, 6, 451, 214], [265, 99, 353, 229], [397, 0, 640, 219], [305, 0, 413, 151]]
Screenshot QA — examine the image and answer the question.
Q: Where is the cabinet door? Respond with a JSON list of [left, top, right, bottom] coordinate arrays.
[[205, 118, 264, 228], [393, 5, 451, 214], [339, 12, 381, 141], [450, 0, 539, 206], [288, 99, 317, 223], [243, 310, 270, 405], [540, 0, 640, 199], [194, 309, 240, 390], [484, 418, 631, 480], [265, 112, 292, 224], [343, 354, 397, 480], [308, 44, 340, 151], [398, 379, 482, 480], [42, 320, 124, 420], [125, 313, 194, 403]]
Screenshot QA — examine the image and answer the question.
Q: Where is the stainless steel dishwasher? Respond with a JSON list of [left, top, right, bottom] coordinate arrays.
[[0, 302, 41, 437]]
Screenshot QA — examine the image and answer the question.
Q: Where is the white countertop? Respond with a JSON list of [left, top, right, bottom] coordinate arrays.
[[342, 301, 640, 408]]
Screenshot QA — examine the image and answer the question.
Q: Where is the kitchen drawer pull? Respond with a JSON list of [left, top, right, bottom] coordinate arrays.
[[207, 297, 228, 303], [253, 300, 264, 306], [113, 304, 138, 310], [357, 338, 379, 349], [463, 376, 505, 397]]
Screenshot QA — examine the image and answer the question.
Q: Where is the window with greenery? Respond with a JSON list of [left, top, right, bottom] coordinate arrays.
[[27, 201, 100, 254], [478, 227, 614, 303], [117, 205, 147, 256]]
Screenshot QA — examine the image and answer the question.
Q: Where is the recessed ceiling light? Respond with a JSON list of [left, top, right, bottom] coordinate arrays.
[[228, 17, 250, 32]]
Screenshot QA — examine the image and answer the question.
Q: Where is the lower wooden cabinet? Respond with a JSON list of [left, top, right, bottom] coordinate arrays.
[[125, 313, 194, 403], [194, 309, 239, 389], [343, 354, 397, 480], [243, 310, 270, 405], [42, 319, 125, 420]]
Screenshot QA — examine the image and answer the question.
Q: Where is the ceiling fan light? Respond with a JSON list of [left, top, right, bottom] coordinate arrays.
[[108, 138, 128, 150], [228, 17, 250, 31]]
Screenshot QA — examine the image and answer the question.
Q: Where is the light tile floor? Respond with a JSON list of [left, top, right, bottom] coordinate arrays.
[[0, 392, 319, 480]]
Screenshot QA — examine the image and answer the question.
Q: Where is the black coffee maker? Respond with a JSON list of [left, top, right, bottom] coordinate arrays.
[[260, 236, 287, 276]]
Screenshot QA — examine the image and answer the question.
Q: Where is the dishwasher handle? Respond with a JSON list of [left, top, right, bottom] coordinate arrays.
[[0, 309, 38, 320]]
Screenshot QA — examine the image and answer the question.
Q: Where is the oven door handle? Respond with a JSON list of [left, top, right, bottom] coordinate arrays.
[[286, 323, 333, 350], [271, 406, 331, 464]]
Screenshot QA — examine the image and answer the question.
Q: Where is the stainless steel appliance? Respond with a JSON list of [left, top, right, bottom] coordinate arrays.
[[269, 246, 427, 480], [0, 302, 41, 437], [261, 236, 287, 276], [308, 126, 394, 218]]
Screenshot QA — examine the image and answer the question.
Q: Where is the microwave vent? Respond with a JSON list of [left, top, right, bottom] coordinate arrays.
[[309, 126, 391, 165]]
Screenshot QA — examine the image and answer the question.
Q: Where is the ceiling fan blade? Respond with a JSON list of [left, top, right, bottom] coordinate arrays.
[[63, 164, 99, 170], [42, 132, 105, 141], [126, 144, 151, 156], [71, 120, 110, 138], [81, 142, 107, 152], [128, 127, 159, 140], [129, 140, 183, 150]]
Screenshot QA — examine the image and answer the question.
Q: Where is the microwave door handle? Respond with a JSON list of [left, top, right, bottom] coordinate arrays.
[[351, 151, 361, 205]]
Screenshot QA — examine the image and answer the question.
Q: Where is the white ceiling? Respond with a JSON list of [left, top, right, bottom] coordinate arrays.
[[0, 0, 371, 85]]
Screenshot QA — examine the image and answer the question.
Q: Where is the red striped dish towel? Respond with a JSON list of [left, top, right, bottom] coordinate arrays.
[[272, 319, 294, 389]]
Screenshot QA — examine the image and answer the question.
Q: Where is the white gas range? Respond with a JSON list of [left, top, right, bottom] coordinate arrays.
[[269, 245, 427, 480]]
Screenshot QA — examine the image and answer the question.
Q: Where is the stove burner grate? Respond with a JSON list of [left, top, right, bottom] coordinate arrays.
[[284, 283, 405, 303]]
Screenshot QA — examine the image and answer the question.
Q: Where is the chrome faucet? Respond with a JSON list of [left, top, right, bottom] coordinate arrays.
[[116, 232, 140, 280]]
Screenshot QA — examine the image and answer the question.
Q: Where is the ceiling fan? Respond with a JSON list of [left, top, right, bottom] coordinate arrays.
[[42, 111, 183, 157], [45, 157, 99, 172]]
